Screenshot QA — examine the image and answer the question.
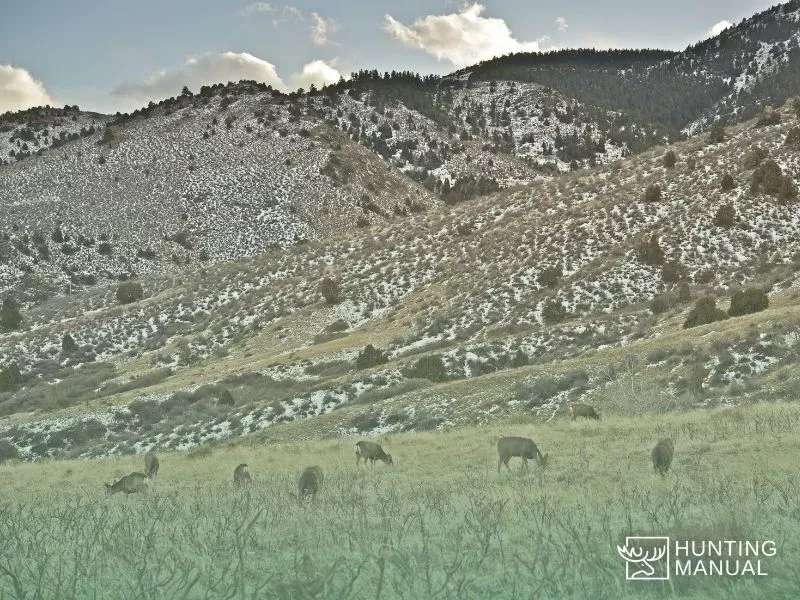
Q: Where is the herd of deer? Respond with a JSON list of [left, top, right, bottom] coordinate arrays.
[[103, 403, 675, 498]]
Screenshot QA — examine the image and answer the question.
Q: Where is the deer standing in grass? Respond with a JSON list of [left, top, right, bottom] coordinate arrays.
[[497, 437, 548, 473], [569, 403, 601, 421], [144, 452, 159, 478], [233, 463, 252, 486], [298, 466, 323, 501], [355, 441, 393, 468], [105, 472, 149, 497], [652, 439, 674, 476]]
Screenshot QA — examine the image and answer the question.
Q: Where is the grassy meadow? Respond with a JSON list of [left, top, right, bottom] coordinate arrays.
[[1, 401, 800, 599]]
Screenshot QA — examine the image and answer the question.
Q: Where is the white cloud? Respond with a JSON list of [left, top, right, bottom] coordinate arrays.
[[384, 3, 552, 68], [555, 17, 568, 33], [290, 60, 342, 91], [311, 12, 338, 45], [111, 52, 288, 108], [706, 20, 733, 38], [0, 64, 56, 114], [237, 2, 273, 16]]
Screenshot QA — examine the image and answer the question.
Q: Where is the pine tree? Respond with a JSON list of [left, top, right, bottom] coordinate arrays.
[[0, 298, 22, 330]]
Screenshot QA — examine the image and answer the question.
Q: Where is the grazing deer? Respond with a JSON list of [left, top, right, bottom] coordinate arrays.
[[652, 439, 674, 476], [233, 463, 252, 486], [355, 441, 393, 468], [298, 466, 323, 500], [105, 472, 149, 497], [497, 436, 548, 473], [569, 403, 601, 421], [144, 452, 159, 478]]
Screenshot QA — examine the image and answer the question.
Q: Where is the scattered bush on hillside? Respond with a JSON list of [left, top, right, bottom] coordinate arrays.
[[677, 281, 692, 303], [750, 159, 796, 202], [728, 288, 769, 317], [511, 348, 529, 368], [405, 355, 447, 382], [355, 344, 389, 370], [708, 124, 726, 144], [713, 203, 736, 228], [349, 411, 381, 433], [720, 173, 736, 191], [98, 155, 106, 165], [755, 107, 781, 128], [0, 298, 23, 330], [61, 333, 78, 354], [325, 319, 349, 333], [541, 299, 567, 324], [661, 261, 684, 284], [319, 277, 341, 304], [663, 150, 676, 168], [0, 364, 22, 392], [743, 147, 768, 169], [514, 370, 589, 408], [637, 234, 664, 266], [784, 126, 800, 149], [537, 265, 562, 289], [792, 97, 800, 118], [97, 241, 112, 256], [649, 293, 675, 315], [0, 440, 19, 463], [643, 183, 661, 203], [169, 231, 193, 250], [116, 281, 144, 304], [683, 297, 728, 329]]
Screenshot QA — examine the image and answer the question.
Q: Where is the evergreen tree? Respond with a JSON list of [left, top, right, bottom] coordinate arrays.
[[0, 298, 22, 330], [728, 288, 769, 317]]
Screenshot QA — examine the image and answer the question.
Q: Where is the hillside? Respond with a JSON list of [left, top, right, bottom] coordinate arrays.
[[4, 3, 800, 306], [463, 1, 800, 137], [1, 96, 799, 460], [0, 85, 439, 302]]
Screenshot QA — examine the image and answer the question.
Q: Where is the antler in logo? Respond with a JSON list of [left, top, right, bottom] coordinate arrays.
[[617, 537, 670, 580]]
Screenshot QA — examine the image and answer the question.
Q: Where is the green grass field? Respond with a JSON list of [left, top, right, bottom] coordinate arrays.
[[1, 401, 799, 599]]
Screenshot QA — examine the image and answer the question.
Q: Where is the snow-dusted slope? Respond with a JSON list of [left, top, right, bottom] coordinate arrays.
[[0, 93, 438, 300]]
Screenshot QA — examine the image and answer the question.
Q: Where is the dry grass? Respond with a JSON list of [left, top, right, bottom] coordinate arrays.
[[1, 401, 799, 598]]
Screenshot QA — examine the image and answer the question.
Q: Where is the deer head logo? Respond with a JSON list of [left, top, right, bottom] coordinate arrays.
[[617, 537, 670, 580]]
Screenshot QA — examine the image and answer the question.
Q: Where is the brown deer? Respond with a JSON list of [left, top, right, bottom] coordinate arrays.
[[497, 437, 548, 473], [652, 439, 674, 476], [144, 452, 159, 478], [298, 466, 323, 500], [355, 441, 393, 468], [233, 463, 252, 486], [105, 472, 149, 497], [569, 403, 601, 421]]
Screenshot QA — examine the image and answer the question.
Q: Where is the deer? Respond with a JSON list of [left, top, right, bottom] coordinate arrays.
[[233, 463, 252, 486], [652, 438, 674, 476], [105, 472, 149, 497], [355, 441, 393, 468], [497, 436, 548, 473], [298, 466, 323, 501], [569, 403, 601, 421], [144, 452, 159, 478]]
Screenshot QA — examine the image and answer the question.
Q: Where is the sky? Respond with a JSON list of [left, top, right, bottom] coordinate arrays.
[[0, 0, 781, 115]]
